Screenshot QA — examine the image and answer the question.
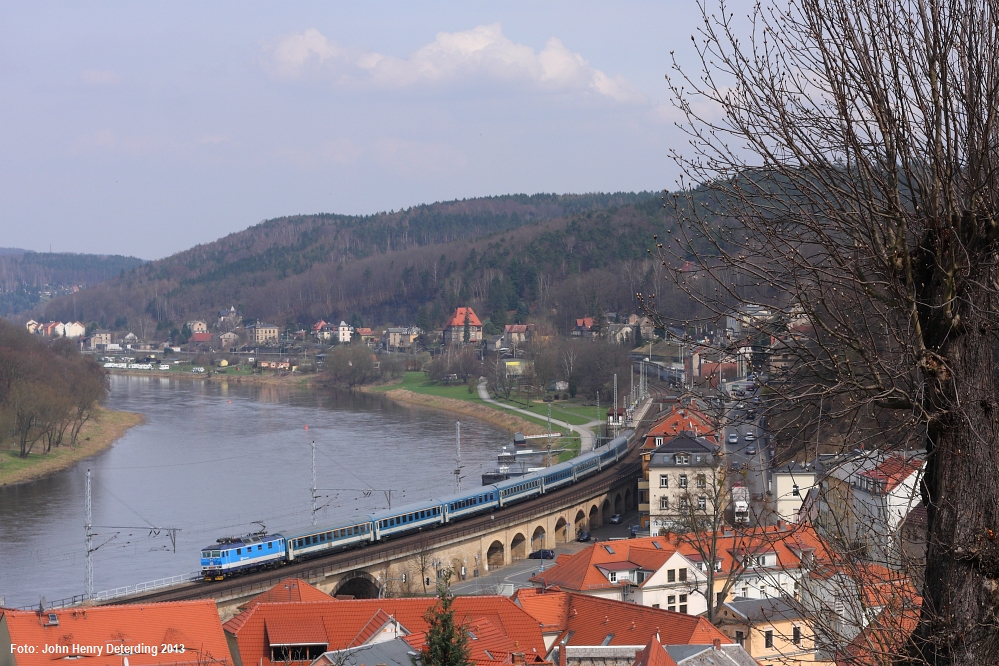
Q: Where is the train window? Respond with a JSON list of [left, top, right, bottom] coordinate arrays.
[[236, 548, 241, 554], [268, 542, 273, 549], [258, 545, 263, 550]]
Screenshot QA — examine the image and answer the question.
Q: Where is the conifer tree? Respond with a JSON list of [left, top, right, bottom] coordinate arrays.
[[417, 568, 471, 666]]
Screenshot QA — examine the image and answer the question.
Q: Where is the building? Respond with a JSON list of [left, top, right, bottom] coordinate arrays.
[[513, 588, 730, 654], [646, 433, 722, 533], [385, 326, 420, 351], [189, 332, 213, 345], [337, 321, 354, 344], [356, 327, 377, 345], [0, 600, 232, 666], [88, 329, 112, 349], [717, 597, 831, 664], [504, 324, 529, 347], [62, 321, 86, 338], [771, 463, 817, 524], [443, 307, 483, 344], [572, 317, 596, 338], [528, 536, 708, 614], [185, 320, 209, 334], [247, 323, 280, 344], [223, 595, 546, 666], [24, 320, 39, 334], [220, 331, 239, 348]]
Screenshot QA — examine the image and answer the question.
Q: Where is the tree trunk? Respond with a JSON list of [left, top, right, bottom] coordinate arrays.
[[908, 308, 999, 663]]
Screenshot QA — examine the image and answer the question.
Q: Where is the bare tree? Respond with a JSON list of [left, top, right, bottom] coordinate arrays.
[[410, 539, 436, 596], [642, 1, 999, 661]]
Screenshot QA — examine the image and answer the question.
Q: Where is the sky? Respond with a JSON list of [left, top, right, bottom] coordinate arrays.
[[0, 2, 708, 259]]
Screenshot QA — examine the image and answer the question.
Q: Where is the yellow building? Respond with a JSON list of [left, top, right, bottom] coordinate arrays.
[[716, 597, 833, 665]]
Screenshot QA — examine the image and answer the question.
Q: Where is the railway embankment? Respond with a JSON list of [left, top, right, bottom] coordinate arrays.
[[0, 407, 144, 487]]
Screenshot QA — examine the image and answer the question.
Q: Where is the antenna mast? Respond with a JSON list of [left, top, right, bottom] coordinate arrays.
[[86, 469, 93, 601]]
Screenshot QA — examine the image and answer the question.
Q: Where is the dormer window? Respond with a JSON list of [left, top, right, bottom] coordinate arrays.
[[655, 437, 663, 446], [609, 572, 617, 582], [792, 484, 800, 496]]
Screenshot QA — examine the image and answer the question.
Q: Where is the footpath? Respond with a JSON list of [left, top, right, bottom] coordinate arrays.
[[476, 379, 601, 452]]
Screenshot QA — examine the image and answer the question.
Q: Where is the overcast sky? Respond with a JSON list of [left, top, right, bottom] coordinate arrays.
[[0, 2, 706, 259]]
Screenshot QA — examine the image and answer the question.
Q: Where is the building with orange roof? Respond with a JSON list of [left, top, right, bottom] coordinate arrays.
[[513, 588, 730, 655], [223, 595, 545, 666], [444, 307, 483, 344], [527, 536, 708, 615], [240, 578, 331, 608], [0, 600, 232, 666]]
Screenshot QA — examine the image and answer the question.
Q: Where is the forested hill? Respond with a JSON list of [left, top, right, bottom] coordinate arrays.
[[34, 191, 711, 335], [0, 252, 146, 317]]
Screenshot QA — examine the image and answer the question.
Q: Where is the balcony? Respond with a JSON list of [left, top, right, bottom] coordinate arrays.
[[638, 479, 649, 490], [639, 503, 651, 513]]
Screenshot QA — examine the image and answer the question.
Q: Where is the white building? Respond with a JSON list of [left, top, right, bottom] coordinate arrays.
[[770, 462, 817, 523], [337, 321, 354, 344], [62, 321, 86, 338]]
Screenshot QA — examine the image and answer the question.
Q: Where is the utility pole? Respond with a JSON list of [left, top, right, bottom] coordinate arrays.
[[86, 469, 93, 601], [311, 440, 317, 526], [631, 366, 634, 407], [454, 421, 463, 494], [546, 402, 553, 466], [613, 374, 618, 430]]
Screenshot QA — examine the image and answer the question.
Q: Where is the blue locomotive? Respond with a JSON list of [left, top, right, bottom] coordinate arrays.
[[200, 431, 632, 580]]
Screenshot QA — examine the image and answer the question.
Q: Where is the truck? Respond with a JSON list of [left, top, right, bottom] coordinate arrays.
[[731, 483, 750, 525]]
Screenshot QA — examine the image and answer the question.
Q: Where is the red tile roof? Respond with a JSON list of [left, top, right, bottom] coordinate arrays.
[[860, 455, 923, 493], [634, 635, 679, 666], [528, 537, 676, 591], [224, 596, 545, 666], [513, 589, 729, 648], [0, 600, 232, 666], [244, 578, 331, 607], [575, 318, 594, 330], [445, 307, 483, 328], [190, 332, 213, 342], [643, 406, 718, 446]]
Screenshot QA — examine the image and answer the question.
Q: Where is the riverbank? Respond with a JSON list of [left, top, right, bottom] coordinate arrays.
[[376, 388, 548, 435], [0, 407, 144, 487]]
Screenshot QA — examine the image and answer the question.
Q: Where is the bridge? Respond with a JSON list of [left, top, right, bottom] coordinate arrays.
[[114, 451, 641, 619]]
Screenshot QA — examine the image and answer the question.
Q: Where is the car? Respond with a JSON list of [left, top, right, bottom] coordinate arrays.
[[752, 397, 761, 404], [745, 432, 756, 441], [529, 549, 555, 559], [737, 403, 746, 409], [609, 513, 623, 524], [576, 531, 591, 542], [746, 446, 757, 455], [727, 433, 739, 444]]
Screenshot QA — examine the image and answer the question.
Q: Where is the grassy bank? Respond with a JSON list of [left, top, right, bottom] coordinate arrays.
[[0, 407, 144, 487]]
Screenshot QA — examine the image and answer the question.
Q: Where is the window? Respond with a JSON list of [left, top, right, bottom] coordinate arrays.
[[679, 475, 688, 488], [679, 568, 687, 582], [652, 604, 660, 609], [660, 496, 670, 510], [659, 475, 669, 488], [697, 474, 706, 488], [716, 591, 724, 605], [667, 569, 675, 582], [667, 595, 676, 612], [698, 496, 707, 510], [679, 497, 689, 509], [742, 586, 750, 598], [609, 572, 617, 582], [268, 542, 273, 549], [655, 437, 663, 446], [236, 548, 241, 554], [675, 453, 690, 465], [760, 584, 767, 597], [765, 630, 774, 648], [793, 626, 802, 645], [792, 483, 800, 496], [679, 594, 687, 613], [715, 559, 723, 572], [735, 631, 745, 646]]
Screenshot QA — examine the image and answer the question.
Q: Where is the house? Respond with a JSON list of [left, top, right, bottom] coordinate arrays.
[[337, 321, 354, 344], [385, 326, 420, 351], [220, 331, 239, 348], [646, 433, 722, 533], [40, 321, 63, 337], [443, 307, 483, 344], [771, 463, 817, 524], [504, 324, 529, 347], [24, 320, 39, 334], [356, 327, 377, 345], [217, 306, 242, 330], [512, 588, 730, 654], [88, 329, 112, 349], [716, 597, 831, 664], [247, 323, 280, 344], [527, 536, 708, 614], [486, 334, 505, 352], [606, 323, 635, 345], [122, 331, 138, 344], [186, 320, 209, 334], [223, 595, 546, 666], [0, 600, 232, 666], [312, 320, 330, 340], [572, 317, 596, 338], [62, 321, 86, 338], [189, 332, 213, 345]]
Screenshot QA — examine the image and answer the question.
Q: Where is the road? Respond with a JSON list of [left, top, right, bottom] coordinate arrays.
[[720, 378, 773, 524], [476, 379, 600, 452]]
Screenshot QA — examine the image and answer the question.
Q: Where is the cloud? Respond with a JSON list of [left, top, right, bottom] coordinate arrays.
[[266, 24, 645, 103], [82, 69, 120, 86]]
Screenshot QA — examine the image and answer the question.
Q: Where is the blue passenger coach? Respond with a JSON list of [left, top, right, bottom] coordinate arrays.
[[539, 460, 576, 492], [370, 500, 444, 540], [285, 520, 373, 561], [495, 475, 543, 507], [436, 488, 498, 522], [200, 533, 286, 580]]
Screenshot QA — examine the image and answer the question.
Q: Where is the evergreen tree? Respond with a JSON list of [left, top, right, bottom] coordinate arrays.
[[417, 569, 471, 666], [633, 322, 643, 350], [462, 310, 470, 343]]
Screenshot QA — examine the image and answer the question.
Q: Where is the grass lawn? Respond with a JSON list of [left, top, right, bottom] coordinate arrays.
[[370, 371, 481, 401]]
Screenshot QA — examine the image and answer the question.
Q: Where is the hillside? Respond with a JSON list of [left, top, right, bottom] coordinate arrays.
[[33, 192, 712, 335], [0, 252, 146, 317]]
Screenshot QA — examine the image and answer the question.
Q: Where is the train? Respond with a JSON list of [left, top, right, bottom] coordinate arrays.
[[199, 431, 633, 580]]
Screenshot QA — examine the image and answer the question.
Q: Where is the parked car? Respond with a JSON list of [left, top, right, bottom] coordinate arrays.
[[529, 549, 555, 559], [609, 514, 623, 524], [576, 531, 591, 542]]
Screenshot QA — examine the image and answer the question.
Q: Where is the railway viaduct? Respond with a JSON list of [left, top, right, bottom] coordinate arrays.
[[119, 458, 640, 620]]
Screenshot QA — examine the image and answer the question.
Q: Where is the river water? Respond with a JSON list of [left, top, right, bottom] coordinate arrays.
[[0, 374, 509, 608]]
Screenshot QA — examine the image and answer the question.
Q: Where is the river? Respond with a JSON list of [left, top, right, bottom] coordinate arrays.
[[0, 374, 510, 608]]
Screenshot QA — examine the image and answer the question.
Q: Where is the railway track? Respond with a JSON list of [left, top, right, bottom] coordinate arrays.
[[120, 449, 643, 605]]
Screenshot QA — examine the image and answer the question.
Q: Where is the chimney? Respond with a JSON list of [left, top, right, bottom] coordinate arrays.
[[559, 643, 567, 666], [713, 639, 721, 651], [512, 653, 526, 666]]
